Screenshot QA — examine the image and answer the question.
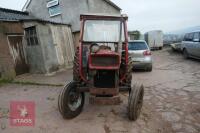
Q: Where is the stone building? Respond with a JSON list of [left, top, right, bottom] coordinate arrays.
[[0, 8, 74, 80], [23, 0, 121, 46]]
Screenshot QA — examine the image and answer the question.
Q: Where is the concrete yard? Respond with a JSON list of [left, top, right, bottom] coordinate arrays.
[[0, 47, 199, 133]]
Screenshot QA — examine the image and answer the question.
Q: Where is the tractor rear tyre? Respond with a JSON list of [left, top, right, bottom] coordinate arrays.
[[58, 82, 85, 119], [73, 47, 81, 81], [128, 83, 144, 121]]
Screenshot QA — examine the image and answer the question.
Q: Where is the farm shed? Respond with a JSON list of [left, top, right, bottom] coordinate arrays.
[[23, 20, 74, 74], [0, 8, 74, 80]]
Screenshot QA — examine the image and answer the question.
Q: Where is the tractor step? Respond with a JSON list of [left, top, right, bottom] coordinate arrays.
[[89, 95, 121, 105]]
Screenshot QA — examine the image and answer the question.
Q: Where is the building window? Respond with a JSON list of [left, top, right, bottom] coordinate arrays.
[[47, 0, 59, 7], [47, 0, 61, 17], [25, 27, 39, 46], [48, 5, 61, 17]]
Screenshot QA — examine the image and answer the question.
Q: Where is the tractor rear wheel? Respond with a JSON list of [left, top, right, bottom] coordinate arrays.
[[73, 47, 81, 81], [128, 83, 144, 121], [58, 82, 85, 119]]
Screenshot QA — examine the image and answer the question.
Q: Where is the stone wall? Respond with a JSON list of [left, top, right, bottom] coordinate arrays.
[[26, 0, 121, 32], [23, 21, 74, 74]]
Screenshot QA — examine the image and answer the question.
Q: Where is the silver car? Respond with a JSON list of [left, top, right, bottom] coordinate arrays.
[[181, 31, 200, 59], [128, 40, 153, 71]]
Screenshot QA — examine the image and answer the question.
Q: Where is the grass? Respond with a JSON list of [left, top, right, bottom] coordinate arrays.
[[0, 79, 12, 86]]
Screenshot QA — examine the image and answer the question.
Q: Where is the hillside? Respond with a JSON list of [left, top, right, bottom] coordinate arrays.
[[167, 26, 200, 35]]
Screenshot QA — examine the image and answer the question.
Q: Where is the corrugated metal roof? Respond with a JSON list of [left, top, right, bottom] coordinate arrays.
[[0, 7, 70, 26], [0, 7, 34, 21], [22, 19, 70, 26]]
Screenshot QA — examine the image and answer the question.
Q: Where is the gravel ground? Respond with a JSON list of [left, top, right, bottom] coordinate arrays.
[[0, 47, 199, 133], [133, 48, 200, 133]]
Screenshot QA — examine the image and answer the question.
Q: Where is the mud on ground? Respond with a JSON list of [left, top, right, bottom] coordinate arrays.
[[0, 47, 199, 133]]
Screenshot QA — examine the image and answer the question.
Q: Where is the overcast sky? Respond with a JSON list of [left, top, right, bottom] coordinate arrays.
[[0, 0, 200, 33]]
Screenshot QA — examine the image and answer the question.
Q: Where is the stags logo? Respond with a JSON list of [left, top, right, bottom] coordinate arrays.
[[10, 101, 35, 126]]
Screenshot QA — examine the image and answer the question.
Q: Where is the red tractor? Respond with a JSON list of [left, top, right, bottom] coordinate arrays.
[[58, 14, 144, 121]]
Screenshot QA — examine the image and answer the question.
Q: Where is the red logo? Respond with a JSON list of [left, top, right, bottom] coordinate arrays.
[[10, 101, 35, 126]]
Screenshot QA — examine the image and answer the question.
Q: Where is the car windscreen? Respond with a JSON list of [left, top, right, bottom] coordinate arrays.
[[128, 42, 148, 50]]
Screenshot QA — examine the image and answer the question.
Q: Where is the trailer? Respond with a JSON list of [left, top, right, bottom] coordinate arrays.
[[145, 30, 163, 50]]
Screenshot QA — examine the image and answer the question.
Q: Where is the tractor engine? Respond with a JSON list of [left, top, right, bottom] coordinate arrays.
[[88, 45, 121, 90]]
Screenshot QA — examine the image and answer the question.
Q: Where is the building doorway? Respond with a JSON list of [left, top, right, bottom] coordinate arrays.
[[7, 35, 29, 75]]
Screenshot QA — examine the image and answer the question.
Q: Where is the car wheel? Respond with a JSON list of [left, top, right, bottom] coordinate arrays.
[[146, 65, 152, 72], [183, 49, 189, 59]]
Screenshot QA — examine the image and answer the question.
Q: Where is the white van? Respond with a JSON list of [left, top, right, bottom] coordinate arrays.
[[144, 30, 163, 50]]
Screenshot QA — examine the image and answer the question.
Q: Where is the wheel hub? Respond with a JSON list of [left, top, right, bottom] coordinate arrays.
[[68, 92, 82, 111]]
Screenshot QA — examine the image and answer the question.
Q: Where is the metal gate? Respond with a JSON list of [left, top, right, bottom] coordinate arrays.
[[7, 35, 29, 75]]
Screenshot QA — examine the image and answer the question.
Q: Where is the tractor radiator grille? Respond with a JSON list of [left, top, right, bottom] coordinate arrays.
[[90, 56, 119, 67]]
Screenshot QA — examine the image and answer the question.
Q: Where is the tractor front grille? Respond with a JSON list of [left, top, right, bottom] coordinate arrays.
[[92, 56, 118, 66], [89, 55, 120, 69]]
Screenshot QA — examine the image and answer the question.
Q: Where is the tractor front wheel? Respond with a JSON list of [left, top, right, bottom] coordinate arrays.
[[128, 83, 144, 121], [58, 82, 85, 119]]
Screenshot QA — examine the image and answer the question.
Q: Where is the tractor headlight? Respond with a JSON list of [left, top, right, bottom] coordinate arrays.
[[90, 44, 100, 53]]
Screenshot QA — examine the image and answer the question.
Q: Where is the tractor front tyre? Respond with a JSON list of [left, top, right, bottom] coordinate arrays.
[[58, 82, 85, 119], [128, 83, 144, 121]]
